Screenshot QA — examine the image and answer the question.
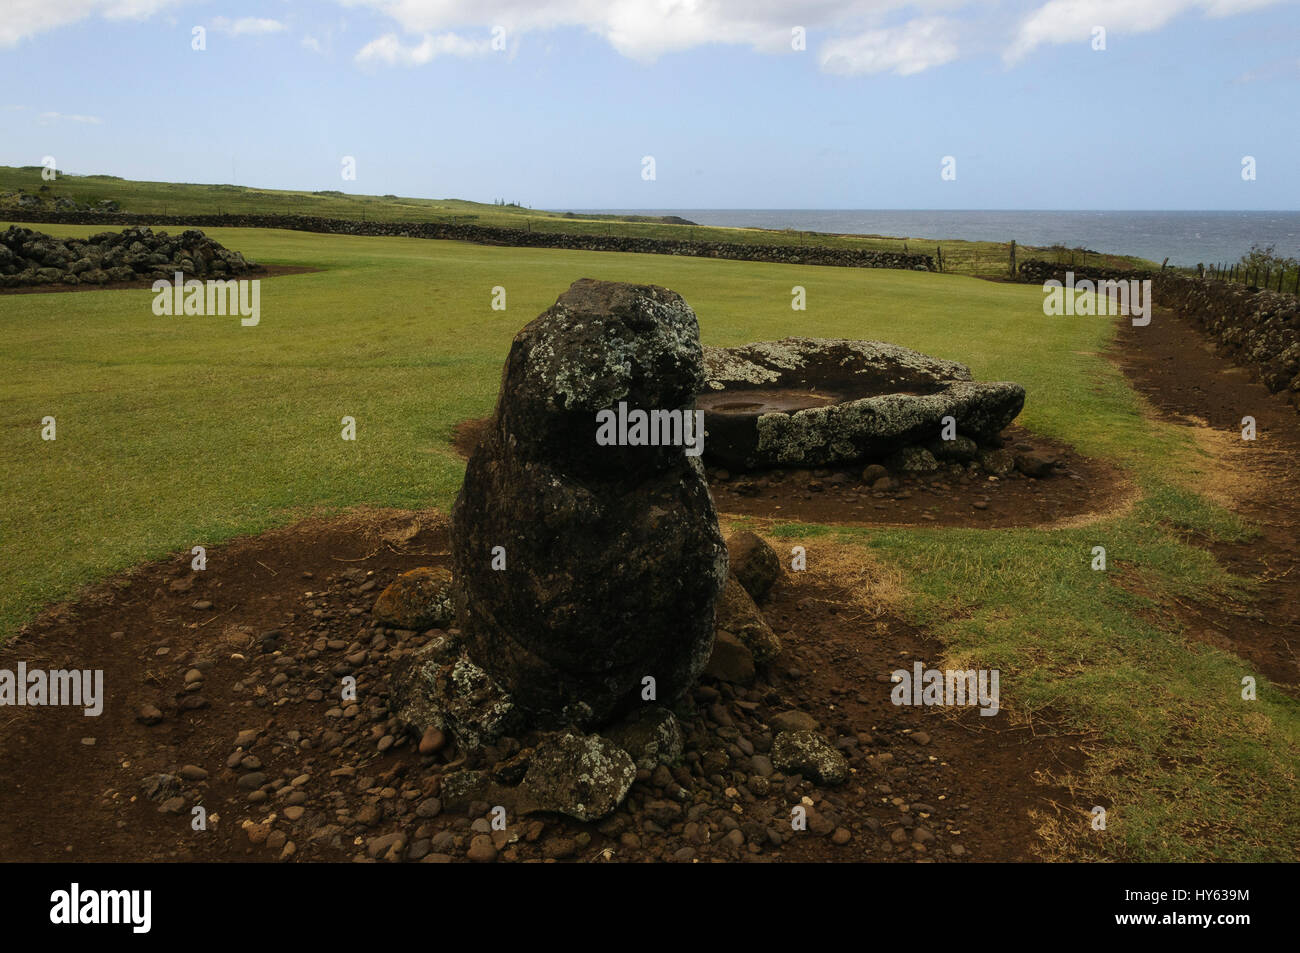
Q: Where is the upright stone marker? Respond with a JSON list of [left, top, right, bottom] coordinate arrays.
[[452, 278, 728, 728]]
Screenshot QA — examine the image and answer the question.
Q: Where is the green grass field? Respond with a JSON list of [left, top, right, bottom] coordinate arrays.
[[0, 166, 1159, 278], [1, 221, 1295, 862]]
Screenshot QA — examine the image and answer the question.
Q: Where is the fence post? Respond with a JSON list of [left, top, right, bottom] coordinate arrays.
[[1010, 240, 1017, 278]]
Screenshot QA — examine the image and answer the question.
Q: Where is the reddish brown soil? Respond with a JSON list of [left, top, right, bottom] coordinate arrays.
[[707, 425, 1126, 528], [453, 418, 1132, 529], [0, 510, 1084, 863], [1114, 309, 1300, 687], [0, 264, 318, 295]]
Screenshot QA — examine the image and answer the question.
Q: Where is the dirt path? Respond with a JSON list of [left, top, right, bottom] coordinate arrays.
[[1114, 309, 1300, 687]]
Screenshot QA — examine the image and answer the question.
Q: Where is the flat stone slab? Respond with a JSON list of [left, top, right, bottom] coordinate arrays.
[[700, 338, 1025, 470]]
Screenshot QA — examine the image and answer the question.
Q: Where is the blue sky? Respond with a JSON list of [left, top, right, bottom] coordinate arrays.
[[2, 0, 1298, 209]]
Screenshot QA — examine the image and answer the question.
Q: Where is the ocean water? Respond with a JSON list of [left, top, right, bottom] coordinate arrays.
[[564, 209, 1300, 268]]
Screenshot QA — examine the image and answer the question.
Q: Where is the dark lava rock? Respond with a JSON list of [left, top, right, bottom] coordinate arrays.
[[887, 446, 940, 474], [702, 630, 755, 684], [927, 434, 979, 462], [1014, 450, 1059, 478], [601, 706, 683, 771], [715, 575, 781, 663], [978, 447, 1015, 476], [726, 531, 782, 603], [389, 636, 519, 750], [452, 279, 728, 728], [519, 732, 636, 822], [698, 338, 1025, 470], [140, 774, 180, 803], [862, 463, 889, 484], [771, 730, 848, 785]]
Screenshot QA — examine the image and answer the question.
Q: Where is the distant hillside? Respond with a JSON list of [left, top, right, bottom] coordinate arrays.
[[0, 167, 695, 228], [0, 166, 1160, 277]]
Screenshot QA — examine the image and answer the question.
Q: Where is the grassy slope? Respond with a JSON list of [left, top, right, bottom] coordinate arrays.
[[0, 166, 1158, 278], [1, 222, 1294, 861]]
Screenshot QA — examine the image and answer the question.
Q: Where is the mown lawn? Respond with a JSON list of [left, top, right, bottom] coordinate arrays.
[[1, 222, 1294, 861]]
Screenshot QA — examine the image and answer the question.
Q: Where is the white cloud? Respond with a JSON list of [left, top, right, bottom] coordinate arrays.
[[0, 0, 185, 48], [820, 17, 959, 75], [344, 0, 933, 64], [355, 30, 491, 66], [0, 0, 1287, 77], [1005, 0, 1285, 63], [37, 111, 104, 124], [210, 16, 286, 37]]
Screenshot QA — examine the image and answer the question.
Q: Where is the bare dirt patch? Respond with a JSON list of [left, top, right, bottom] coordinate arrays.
[[454, 418, 1132, 530], [0, 511, 1084, 863]]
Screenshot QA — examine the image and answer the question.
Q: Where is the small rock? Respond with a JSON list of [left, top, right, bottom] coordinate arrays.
[[520, 733, 636, 822], [725, 531, 782, 603], [702, 630, 755, 684], [769, 710, 817, 733], [466, 834, 498, 863], [771, 730, 848, 785], [1014, 450, 1058, 478], [236, 771, 267, 792], [862, 464, 888, 484], [373, 567, 455, 630], [418, 726, 446, 755]]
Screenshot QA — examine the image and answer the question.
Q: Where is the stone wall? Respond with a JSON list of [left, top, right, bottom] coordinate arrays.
[[1016, 259, 1158, 284], [0, 209, 935, 272]]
